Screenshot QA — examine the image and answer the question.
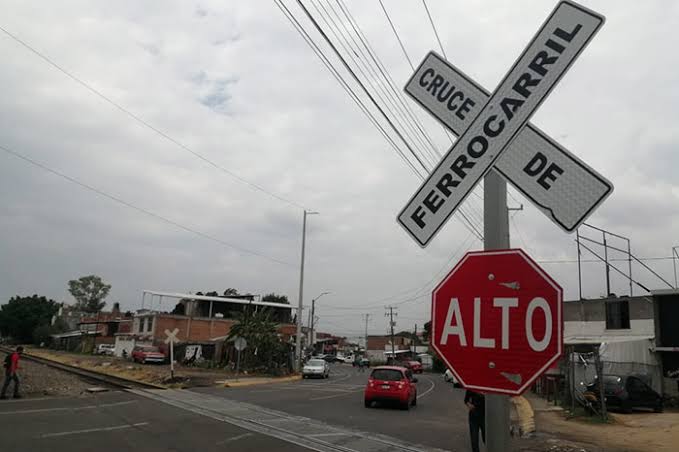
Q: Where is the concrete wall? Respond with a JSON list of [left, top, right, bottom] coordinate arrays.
[[564, 296, 655, 339], [565, 319, 655, 338]]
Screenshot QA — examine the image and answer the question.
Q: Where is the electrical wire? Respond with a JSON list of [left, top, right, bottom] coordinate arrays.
[[336, 0, 442, 161], [285, 0, 482, 240], [0, 144, 295, 267], [0, 25, 308, 211], [309, 0, 438, 168], [274, 0, 426, 179], [422, 0, 447, 60], [295, 0, 429, 173]]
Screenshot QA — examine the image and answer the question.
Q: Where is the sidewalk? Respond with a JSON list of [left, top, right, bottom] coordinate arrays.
[[523, 392, 679, 452], [217, 375, 301, 388]]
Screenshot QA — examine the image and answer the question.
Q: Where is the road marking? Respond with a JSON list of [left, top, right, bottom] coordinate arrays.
[[0, 400, 135, 415], [417, 376, 436, 400], [39, 422, 148, 438], [215, 432, 254, 445], [307, 432, 353, 438], [309, 389, 363, 401]]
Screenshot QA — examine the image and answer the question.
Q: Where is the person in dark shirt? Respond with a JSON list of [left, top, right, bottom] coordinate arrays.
[[464, 389, 485, 452], [1, 346, 23, 400]]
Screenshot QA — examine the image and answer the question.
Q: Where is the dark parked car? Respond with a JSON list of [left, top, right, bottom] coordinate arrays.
[[586, 374, 663, 413]]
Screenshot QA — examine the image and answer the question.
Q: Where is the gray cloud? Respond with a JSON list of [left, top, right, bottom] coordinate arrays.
[[0, 0, 677, 337]]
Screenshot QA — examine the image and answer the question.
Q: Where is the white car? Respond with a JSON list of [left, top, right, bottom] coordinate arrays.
[[303, 358, 330, 379], [96, 344, 115, 356], [443, 369, 462, 387]]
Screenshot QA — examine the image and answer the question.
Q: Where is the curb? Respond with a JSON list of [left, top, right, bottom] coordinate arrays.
[[220, 375, 302, 388], [511, 396, 536, 437]]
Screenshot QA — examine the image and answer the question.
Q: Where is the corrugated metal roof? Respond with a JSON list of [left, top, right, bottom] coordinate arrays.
[[565, 334, 654, 345]]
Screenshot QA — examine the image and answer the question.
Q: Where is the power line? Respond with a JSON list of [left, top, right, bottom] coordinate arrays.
[[421, 0, 447, 60], [537, 257, 676, 264], [321, 0, 441, 168], [378, 0, 414, 70], [309, 0, 438, 168], [0, 143, 295, 267], [375, 1, 485, 228], [336, 0, 442, 161], [280, 1, 483, 240], [0, 24, 308, 211], [274, 0, 426, 179], [295, 0, 429, 172]]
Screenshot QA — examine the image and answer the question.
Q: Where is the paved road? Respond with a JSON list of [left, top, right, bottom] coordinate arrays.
[[0, 364, 534, 451], [0, 390, 307, 452], [194, 363, 481, 451]]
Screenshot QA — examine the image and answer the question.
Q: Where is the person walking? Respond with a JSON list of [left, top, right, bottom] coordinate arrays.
[[464, 389, 485, 452], [1, 346, 24, 400]]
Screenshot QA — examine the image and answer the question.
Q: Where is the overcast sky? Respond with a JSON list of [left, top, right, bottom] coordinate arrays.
[[1, 1, 677, 339]]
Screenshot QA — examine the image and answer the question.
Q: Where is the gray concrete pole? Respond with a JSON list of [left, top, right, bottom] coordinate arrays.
[[484, 170, 510, 452], [295, 210, 307, 372]]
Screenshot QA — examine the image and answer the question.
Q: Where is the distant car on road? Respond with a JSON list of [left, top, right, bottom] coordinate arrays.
[[443, 369, 462, 387], [131, 345, 166, 364], [404, 360, 423, 374], [364, 366, 418, 410], [303, 359, 330, 379], [586, 374, 663, 413], [96, 343, 115, 356]]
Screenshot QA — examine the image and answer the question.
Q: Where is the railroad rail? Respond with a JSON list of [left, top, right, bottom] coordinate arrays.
[[0, 346, 164, 390]]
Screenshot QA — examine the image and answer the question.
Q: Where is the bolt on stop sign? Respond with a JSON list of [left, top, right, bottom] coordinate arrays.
[[432, 249, 562, 395]]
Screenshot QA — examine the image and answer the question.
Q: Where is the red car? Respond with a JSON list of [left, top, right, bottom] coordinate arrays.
[[131, 345, 166, 364], [364, 366, 418, 410], [405, 360, 423, 374]]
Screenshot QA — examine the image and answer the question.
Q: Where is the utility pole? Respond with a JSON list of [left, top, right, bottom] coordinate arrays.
[[362, 314, 371, 350], [413, 324, 418, 357], [308, 291, 329, 354], [310, 298, 315, 353], [484, 170, 510, 452], [385, 307, 397, 361], [295, 209, 318, 372]]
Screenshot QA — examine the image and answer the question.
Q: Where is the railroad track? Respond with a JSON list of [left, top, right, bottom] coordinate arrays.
[[0, 346, 163, 390]]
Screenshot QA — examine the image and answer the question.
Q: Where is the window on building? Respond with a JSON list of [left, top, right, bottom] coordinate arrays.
[[147, 317, 154, 332], [606, 299, 630, 330]]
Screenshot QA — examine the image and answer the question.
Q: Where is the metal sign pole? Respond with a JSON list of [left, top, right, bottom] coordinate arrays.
[[170, 338, 174, 379], [236, 349, 241, 379], [484, 169, 510, 452]]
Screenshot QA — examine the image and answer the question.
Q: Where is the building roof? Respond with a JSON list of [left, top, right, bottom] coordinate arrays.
[[142, 290, 295, 310], [51, 330, 100, 339], [565, 335, 654, 345]]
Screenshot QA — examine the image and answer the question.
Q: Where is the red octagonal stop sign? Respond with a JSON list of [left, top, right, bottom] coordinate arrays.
[[432, 249, 562, 395]]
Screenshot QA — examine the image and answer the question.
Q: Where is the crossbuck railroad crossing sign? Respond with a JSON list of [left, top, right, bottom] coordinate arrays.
[[164, 328, 179, 344], [398, 1, 612, 247]]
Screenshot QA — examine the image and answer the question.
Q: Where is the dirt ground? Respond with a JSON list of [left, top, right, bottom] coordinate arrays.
[[534, 404, 679, 452], [1, 350, 94, 397], [25, 347, 251, 388]]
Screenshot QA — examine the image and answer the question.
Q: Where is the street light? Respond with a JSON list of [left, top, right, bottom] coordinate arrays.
[[295, 210, 319, 372], [309, 291, 330, 352]]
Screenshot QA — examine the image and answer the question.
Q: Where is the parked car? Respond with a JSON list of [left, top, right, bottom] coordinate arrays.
[[353, 356, 370, 367], [364, 366, 418, 410], [586, 374, 663, 413], [443, 369, 462, 387], [131, 345, 166, 364], [303, 358, 330, 379], [96, 343, 115, 356], [322, 354, 344, 363], [404, 360, 423, 374]]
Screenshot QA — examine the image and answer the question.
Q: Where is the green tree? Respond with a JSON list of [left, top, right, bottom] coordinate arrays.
[[223, 288, 239, 296], [68, 275, 111, 313], [262, 293, 289, 304], [228, 308, 288, 374], [0, 295, 59, 342]]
